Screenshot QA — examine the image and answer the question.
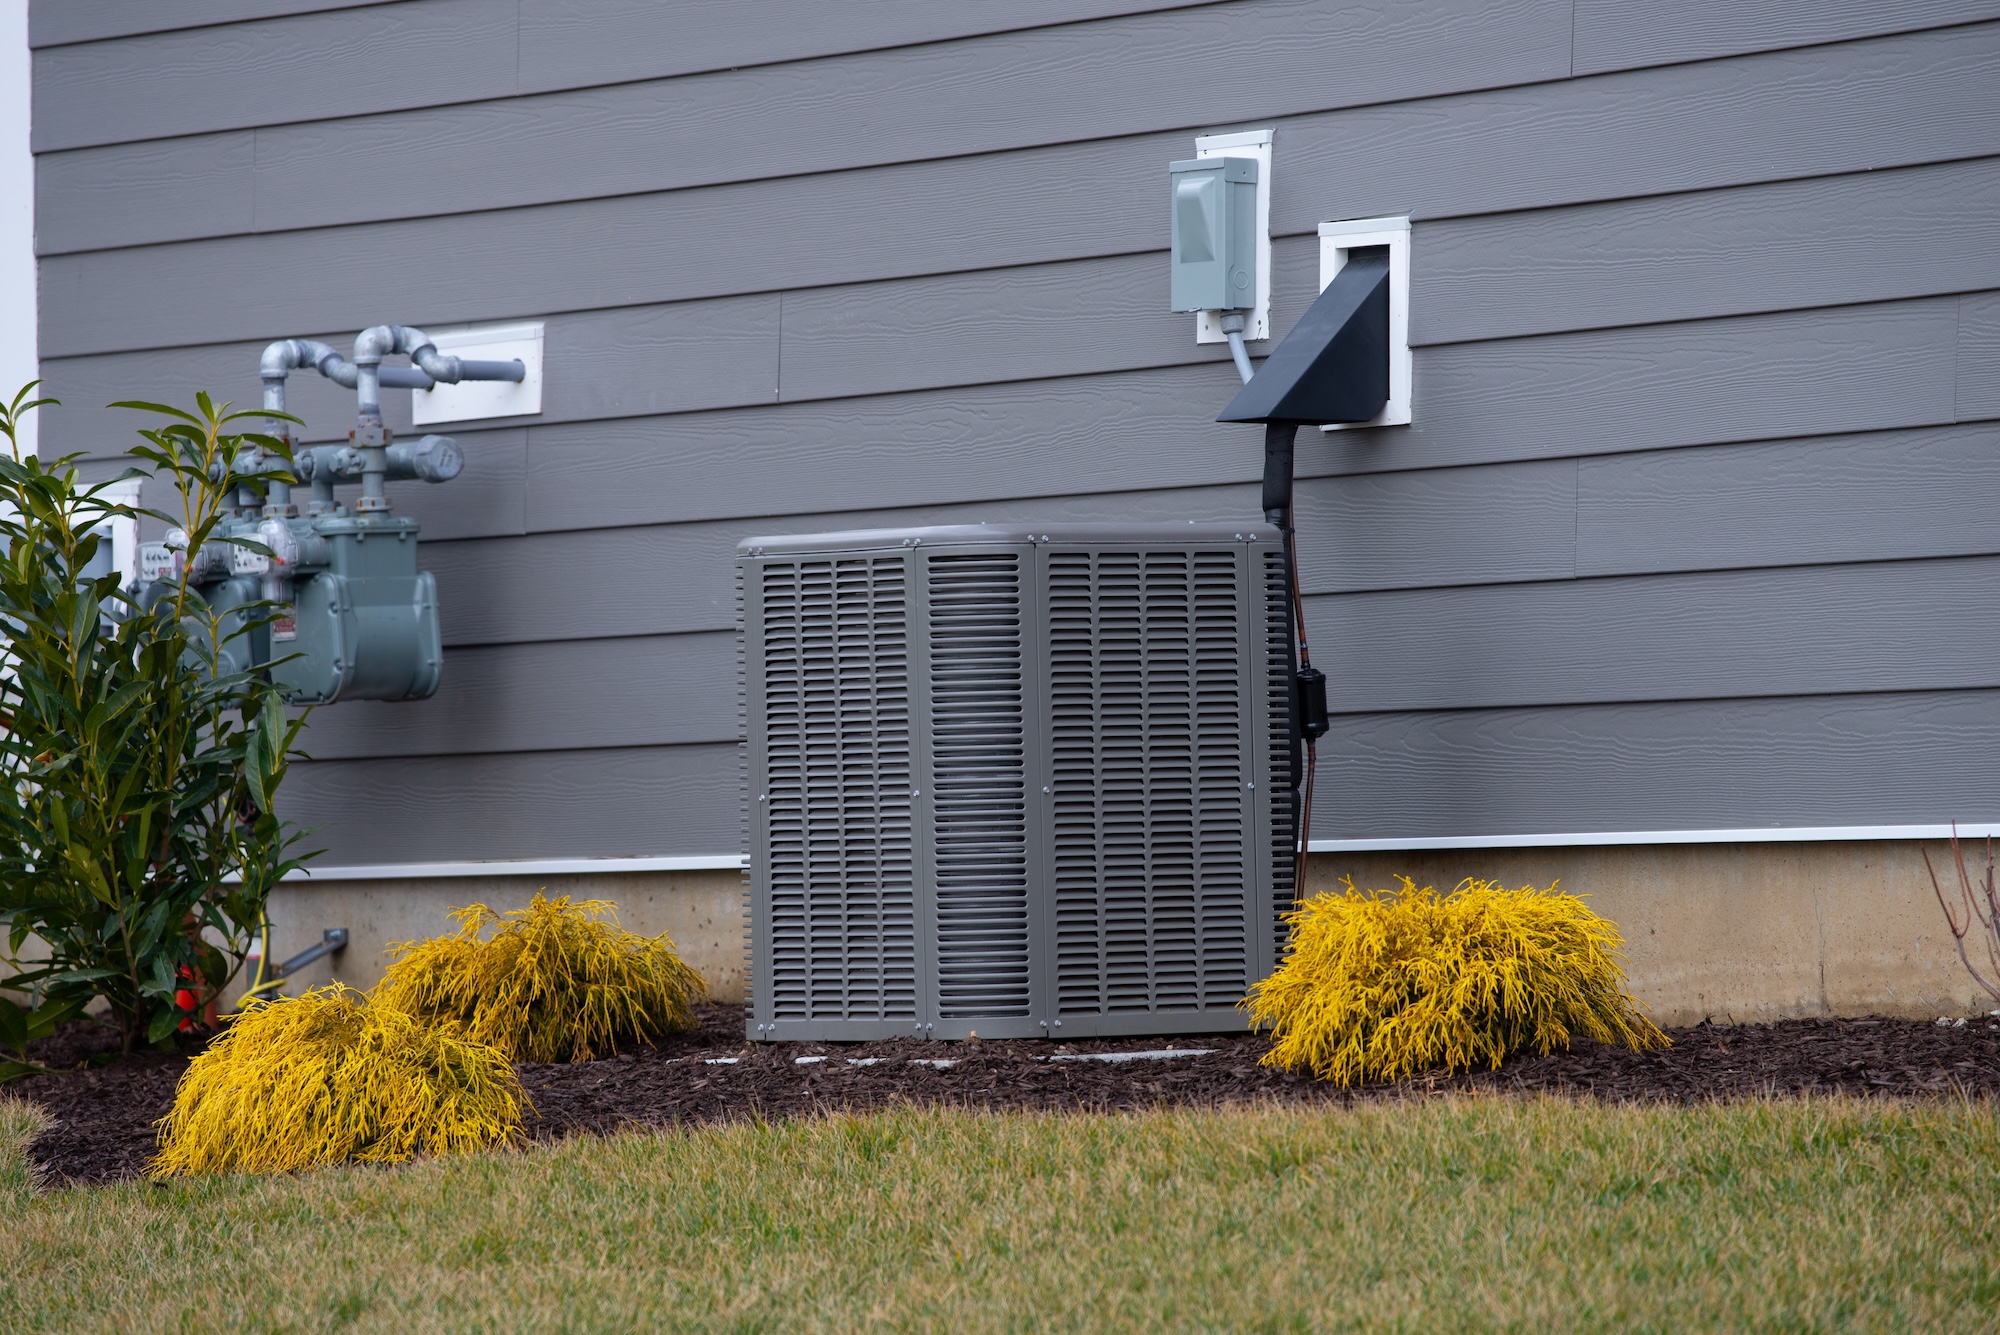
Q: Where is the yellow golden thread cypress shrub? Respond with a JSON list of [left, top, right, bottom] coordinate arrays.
[[1243, 876, 1668, 1085], [149, 985, 527, 1177], [375, 893, 708, 1063]]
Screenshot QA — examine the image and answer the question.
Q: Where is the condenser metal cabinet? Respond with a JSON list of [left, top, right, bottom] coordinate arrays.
[[740, 524, 1298, 1042]]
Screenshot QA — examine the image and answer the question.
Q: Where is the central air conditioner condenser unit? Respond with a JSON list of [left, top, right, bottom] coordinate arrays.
[[740, 524, 1300, 1042]]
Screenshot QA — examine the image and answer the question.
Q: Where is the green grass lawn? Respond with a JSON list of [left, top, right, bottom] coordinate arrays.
[[4, 1094, 1997, 1332]]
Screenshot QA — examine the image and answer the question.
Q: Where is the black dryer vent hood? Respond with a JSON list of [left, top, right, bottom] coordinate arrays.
[[1217, 249, 1389, 427]]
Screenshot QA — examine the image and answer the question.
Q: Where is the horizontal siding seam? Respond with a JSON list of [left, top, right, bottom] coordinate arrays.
[[38, 17, 2000, 250], [1412, 281, 2000, 352], [509, 0, 1252, 112], [1572, 11, 2000, 82], [52, 327, 2000, 468], [1311, 548, 2000, 604], [45, 141, 2000, 264], [31, 0, 1248, 106], [389, 415, 2000, 557], [1291, 412, 2000, 487], [35, 228, 1167, 324], [36, 150, 2000, 354], [38, 281, 1991, 410], [1326, 681, 2000, 723], [26, 0, 1331, 153], [400, 544, 2000, 654], [28, 1, 400, 50], [41, 1, 1985, 99], [391, 626, 738, 654], [1398, 144, 2000, 263], [300, 736, 746, 764], [289, 739, 739, 772]]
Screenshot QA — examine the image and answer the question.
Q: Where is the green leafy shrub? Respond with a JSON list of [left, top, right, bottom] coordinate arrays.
[[376, 894, 708, 1063], [0, 387, 311, 1059], [1243, 876, 1668, 1085], [150, 985, 526, 1176]]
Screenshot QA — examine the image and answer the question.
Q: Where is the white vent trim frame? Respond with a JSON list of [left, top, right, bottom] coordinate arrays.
[[1317, 214, 1411, 429]]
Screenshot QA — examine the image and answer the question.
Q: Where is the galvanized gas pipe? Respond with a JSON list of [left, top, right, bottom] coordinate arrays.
[[349, 325, 523, 511], [259, 337, 437, 515]]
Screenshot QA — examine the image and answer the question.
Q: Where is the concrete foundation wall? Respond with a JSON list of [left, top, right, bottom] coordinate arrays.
[[244, 868, 746, 1006], [234, 839, 1999, 1028], [1313, 840, 1994, 1028]]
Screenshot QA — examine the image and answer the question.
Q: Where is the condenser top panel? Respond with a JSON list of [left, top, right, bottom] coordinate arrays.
[[738, 522, 1275, 557]]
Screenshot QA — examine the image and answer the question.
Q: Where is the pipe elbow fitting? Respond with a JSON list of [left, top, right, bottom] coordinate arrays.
[[388, 327, 461, 384], [260, 340, 304, 379], [410, 344, 461, 384], [352, 325, 400, 366], [316, 352, 360, 388], [265, 337, 359, 386]]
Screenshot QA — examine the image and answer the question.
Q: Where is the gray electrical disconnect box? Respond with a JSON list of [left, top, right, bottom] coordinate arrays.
[[1168, 157, 1257, 313]]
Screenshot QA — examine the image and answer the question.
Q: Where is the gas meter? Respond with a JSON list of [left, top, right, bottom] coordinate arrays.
[[140, 326, 523, 704]]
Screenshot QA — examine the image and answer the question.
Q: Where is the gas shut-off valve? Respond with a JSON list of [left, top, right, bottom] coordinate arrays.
[[139, 326, 524, 704]]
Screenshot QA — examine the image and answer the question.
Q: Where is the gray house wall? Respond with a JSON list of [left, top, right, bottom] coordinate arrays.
[[28, 0, 2000, 879]]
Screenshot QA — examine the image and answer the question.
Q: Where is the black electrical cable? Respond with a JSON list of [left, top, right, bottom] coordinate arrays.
[[1287, 525, 1318, 900], [1262, 423, 1318, 901]]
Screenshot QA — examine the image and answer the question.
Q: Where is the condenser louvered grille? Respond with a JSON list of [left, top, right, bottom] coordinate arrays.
[[927, 553, 1031, 1018], [1048, 550, 1251, 1016], [757, 556, 916, 1022], [744, 525, 1291, 1042]]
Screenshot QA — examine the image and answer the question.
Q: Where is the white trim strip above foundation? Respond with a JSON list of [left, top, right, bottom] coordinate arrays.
[[250, 825, 2000, 879], [278, 854, 747, 882], [1309, 824, 2000, 853]]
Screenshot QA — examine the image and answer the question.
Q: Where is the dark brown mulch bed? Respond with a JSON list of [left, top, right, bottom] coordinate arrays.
[[14, 1004, 2000, 1187]]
